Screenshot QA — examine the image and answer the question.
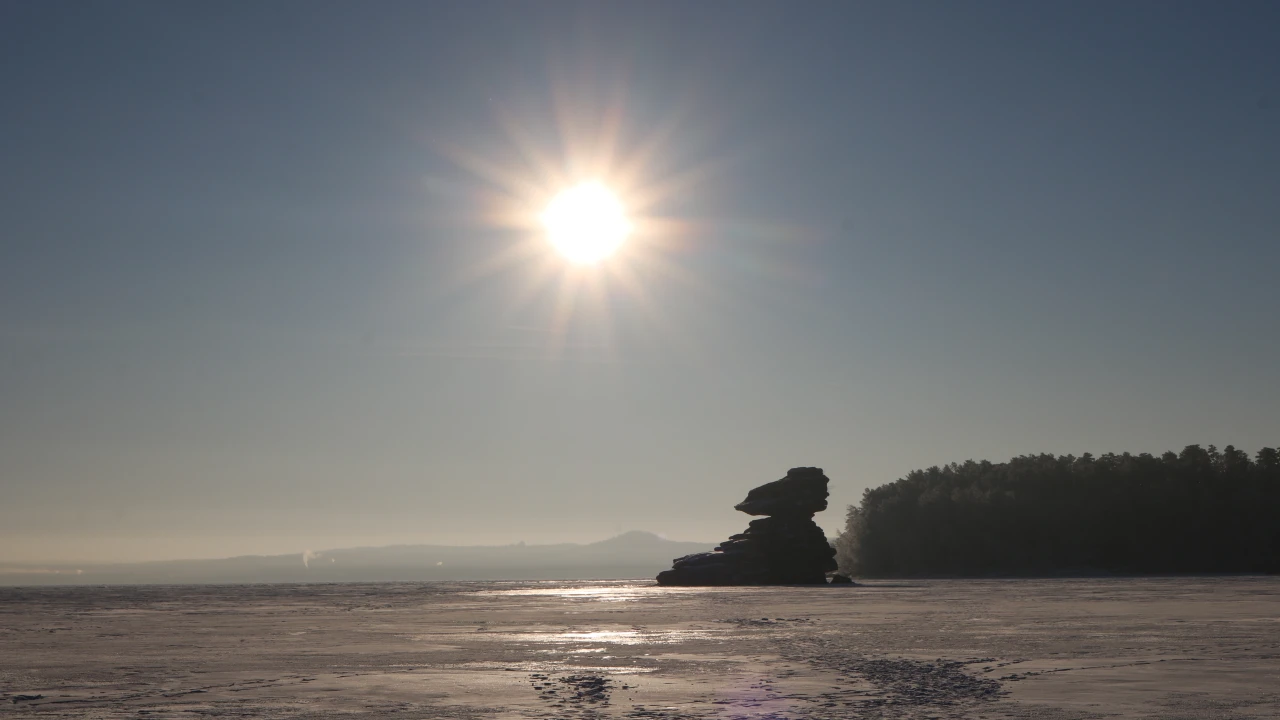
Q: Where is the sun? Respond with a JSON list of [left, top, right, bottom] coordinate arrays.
[[541, 182, 631, 264]]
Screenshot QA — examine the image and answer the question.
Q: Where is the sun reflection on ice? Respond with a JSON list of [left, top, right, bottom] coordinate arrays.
[[467, 580, 719, 603]]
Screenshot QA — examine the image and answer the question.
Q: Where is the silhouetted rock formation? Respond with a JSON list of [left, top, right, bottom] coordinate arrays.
[[733, 470, 830, 516], [656, 467, 839, 586]]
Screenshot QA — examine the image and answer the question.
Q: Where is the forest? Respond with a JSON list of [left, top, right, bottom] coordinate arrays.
[[834, 445, 1280, 577]]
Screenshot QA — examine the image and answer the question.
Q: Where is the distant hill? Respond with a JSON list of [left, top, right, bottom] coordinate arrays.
[[0, 532, 714, 586]]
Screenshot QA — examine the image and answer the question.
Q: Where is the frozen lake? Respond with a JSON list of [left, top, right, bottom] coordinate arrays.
[[2, 577, 1278, 718]]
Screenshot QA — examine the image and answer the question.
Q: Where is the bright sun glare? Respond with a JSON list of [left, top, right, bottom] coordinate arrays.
[[541, 182, 631, 264]]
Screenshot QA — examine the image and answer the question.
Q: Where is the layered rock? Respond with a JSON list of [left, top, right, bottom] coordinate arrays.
[[656, 467, 839, 586]]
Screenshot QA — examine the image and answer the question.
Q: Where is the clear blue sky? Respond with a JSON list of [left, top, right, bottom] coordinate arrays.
[[2, 1, 1277, 562]]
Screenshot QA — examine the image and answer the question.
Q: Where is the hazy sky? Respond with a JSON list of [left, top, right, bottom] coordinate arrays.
[[3, 1, 1278, 563]]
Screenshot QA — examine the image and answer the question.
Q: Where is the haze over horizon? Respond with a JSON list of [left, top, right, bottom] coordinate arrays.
[[2, 529, 715, 567], [3, 1, 1278, 565]]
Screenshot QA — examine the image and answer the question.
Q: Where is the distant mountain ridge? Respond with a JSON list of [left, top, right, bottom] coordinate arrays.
[[0, 532, 715, 586]]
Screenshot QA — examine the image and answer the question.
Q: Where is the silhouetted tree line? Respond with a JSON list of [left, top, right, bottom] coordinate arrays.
[[835, 445, 1280, 577]]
